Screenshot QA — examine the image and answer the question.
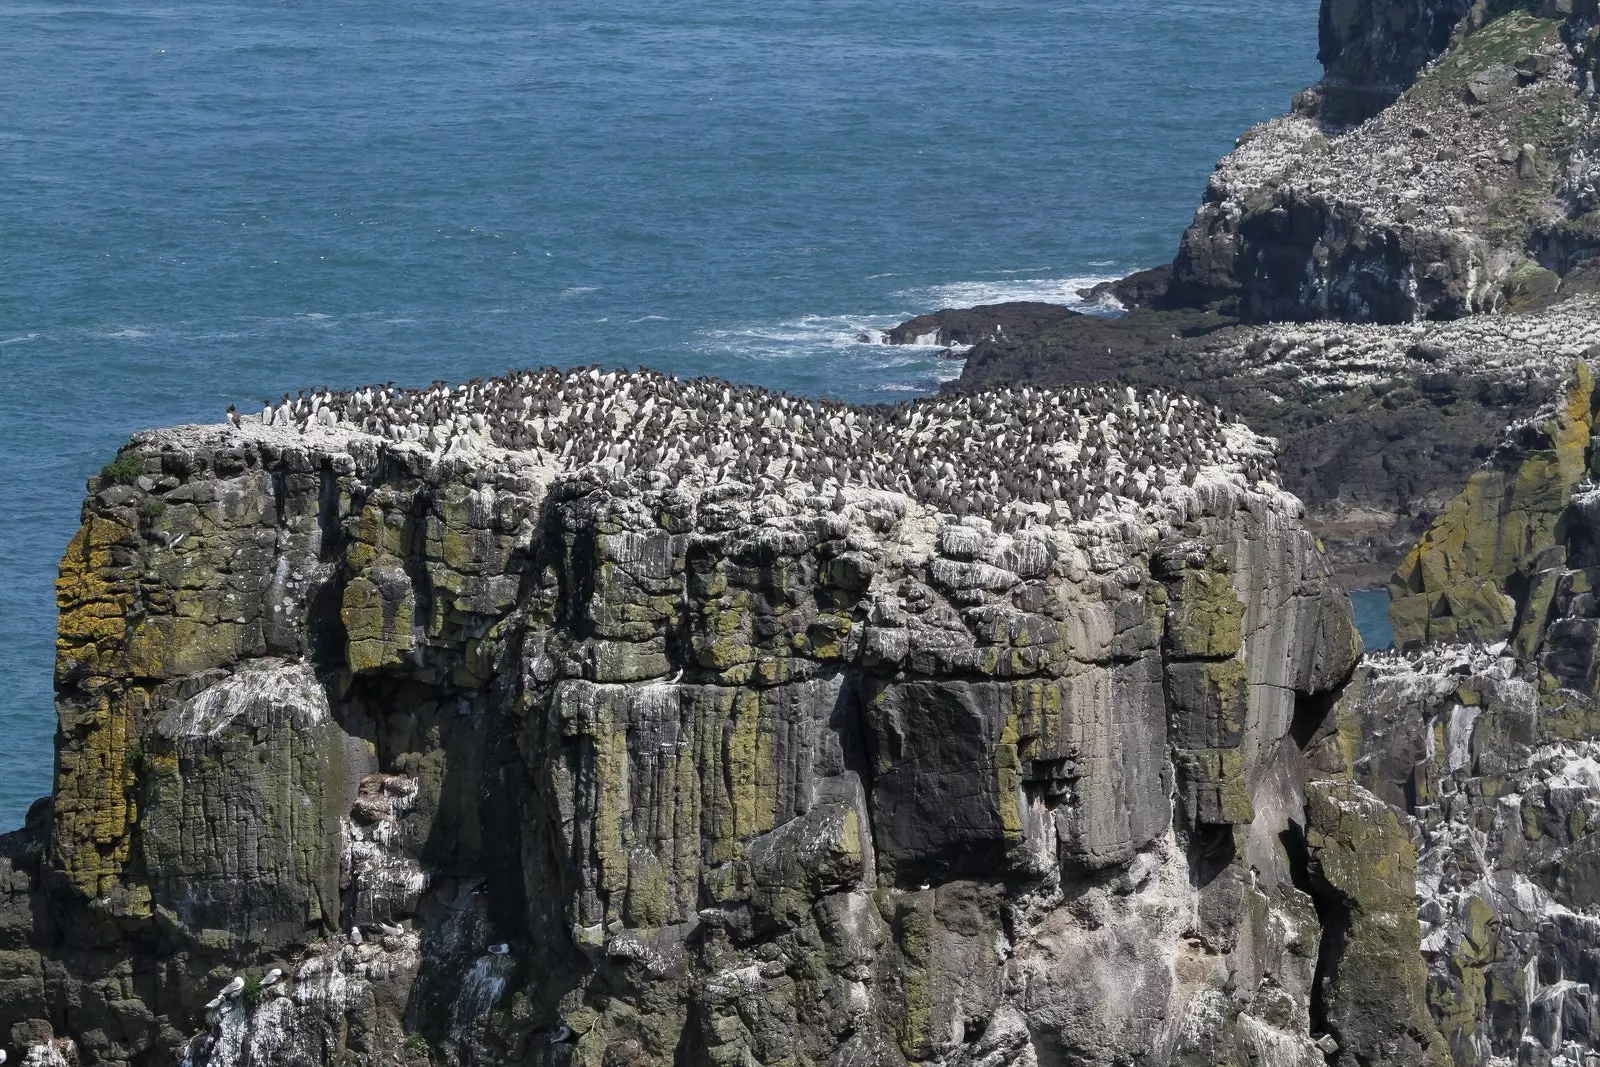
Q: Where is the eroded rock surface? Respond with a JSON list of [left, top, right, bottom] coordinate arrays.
[[1172, 6, 1600, 323], [0, 372, 1380, 1067], [950, 293, 1600, 586]]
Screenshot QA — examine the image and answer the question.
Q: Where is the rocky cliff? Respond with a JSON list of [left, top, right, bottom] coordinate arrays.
[[14, 4, 1600, 1067], [1296, 360, 1600, 1066], [1171, 1, 1600, 323], [0, 371, 1388, 1067], [916, 1, 1600, 585]]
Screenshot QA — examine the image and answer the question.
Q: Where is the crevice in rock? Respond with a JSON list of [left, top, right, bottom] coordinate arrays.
[[1187, 824, 1238, 889], [317, 467, 347, 564], [272, 469, 288, 526], [399, 492, 436, 639], [307, 573, 350, 671], [1282, 821, 1350, 1048]]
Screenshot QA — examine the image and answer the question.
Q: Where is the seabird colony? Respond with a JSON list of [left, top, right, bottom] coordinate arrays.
[[240, 367, 1275, 525]]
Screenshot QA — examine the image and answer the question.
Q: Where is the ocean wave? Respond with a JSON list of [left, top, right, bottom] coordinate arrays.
[[698, 270, 1124, 398], [702, 314, 904, 353], [899, 275, 1120, 312], [0, 333, 40, 346]]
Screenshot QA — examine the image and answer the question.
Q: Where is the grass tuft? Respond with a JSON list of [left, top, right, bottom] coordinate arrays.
[[100, 455, 144, 486]]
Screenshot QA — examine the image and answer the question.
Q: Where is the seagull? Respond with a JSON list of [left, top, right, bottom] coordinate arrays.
[[153, 531, 187, 550], [221, 976, 245, 998], [667, 669, 683, 684], [487, 943, 510, 955], [378, 921, 404, 937], [205, 996, 224, 1011], [260, 968, 283, 988], [551, 1026, 573, 1044], [349, 926, 363, 946]]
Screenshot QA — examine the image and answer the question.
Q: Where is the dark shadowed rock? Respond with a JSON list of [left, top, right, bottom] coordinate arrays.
[[1077, 265, 1174, 311], [1315, 0, 1474, 123], [883, 301, 1081, 348]]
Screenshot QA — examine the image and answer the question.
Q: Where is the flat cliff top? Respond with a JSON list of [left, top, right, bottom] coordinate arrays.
[[141, 369, 1298, 539]]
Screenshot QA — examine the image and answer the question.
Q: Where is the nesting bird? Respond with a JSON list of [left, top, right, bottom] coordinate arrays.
[[236, 367, 1275, 527]]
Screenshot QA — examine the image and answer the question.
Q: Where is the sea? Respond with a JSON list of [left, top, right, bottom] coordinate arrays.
[[0, 0, 1328, 828]]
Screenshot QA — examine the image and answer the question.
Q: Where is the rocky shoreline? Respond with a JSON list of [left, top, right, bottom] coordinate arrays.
[[9, 3, 1600, 1067], [878, 2, 1600, 586]]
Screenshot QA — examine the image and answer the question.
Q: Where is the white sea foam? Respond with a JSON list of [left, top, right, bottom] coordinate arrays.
[[899, 275, 1119, 312], [702, 313, 911, 355], [0, 333, 40, 346], [696, 272, 1124, 398]]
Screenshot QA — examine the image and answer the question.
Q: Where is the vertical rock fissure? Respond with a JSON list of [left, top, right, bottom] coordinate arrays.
[[1282, 819, 1350, 1047]]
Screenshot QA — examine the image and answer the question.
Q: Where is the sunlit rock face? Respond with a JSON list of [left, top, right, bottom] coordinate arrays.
[[1172, 6, 1600, 324], [0, 370, 1378, 1067], [1295, 360, 1600, 1067]]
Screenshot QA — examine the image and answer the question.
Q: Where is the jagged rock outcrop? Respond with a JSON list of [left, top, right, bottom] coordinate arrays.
[[0, 374, 1380, 1067], [948, 291, 1600, 586], [1315, 0, 1475, 123], [1321, 641, 1600, 1067], [1170, 5, 1600, 323], [1263, 358, 1600, 1066], [1388, 361, 1597, 650]]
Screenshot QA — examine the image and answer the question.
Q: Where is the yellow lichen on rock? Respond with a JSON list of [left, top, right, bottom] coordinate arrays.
[[1389, 362, 1594, 649]]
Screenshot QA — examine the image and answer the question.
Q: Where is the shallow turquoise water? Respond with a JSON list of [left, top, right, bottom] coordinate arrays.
[[0, 1, 1320, 827]]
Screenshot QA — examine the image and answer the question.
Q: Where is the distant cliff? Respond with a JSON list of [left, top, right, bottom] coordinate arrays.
[[923, 1, 1600, 585]]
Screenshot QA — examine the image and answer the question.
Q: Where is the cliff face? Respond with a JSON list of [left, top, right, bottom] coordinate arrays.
[[1283, 360, 1600, 1066], [0, 389, 1383, 1067], [1317, 0, 1475, 123], [931, 1, 1600, 586], [1170, 4, 1600, 323], [17, 5, 1600, 1067]]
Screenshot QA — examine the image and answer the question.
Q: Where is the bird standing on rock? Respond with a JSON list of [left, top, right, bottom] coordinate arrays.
[[222, 367, 1272, 527]]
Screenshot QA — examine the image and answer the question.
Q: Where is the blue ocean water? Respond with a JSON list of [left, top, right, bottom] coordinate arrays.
[[1351, 589, 1396, 652], [0, 1, 1320, 828]]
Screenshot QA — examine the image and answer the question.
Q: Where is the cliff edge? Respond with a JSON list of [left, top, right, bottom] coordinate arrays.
[[0, 371, 1378, 1067]]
